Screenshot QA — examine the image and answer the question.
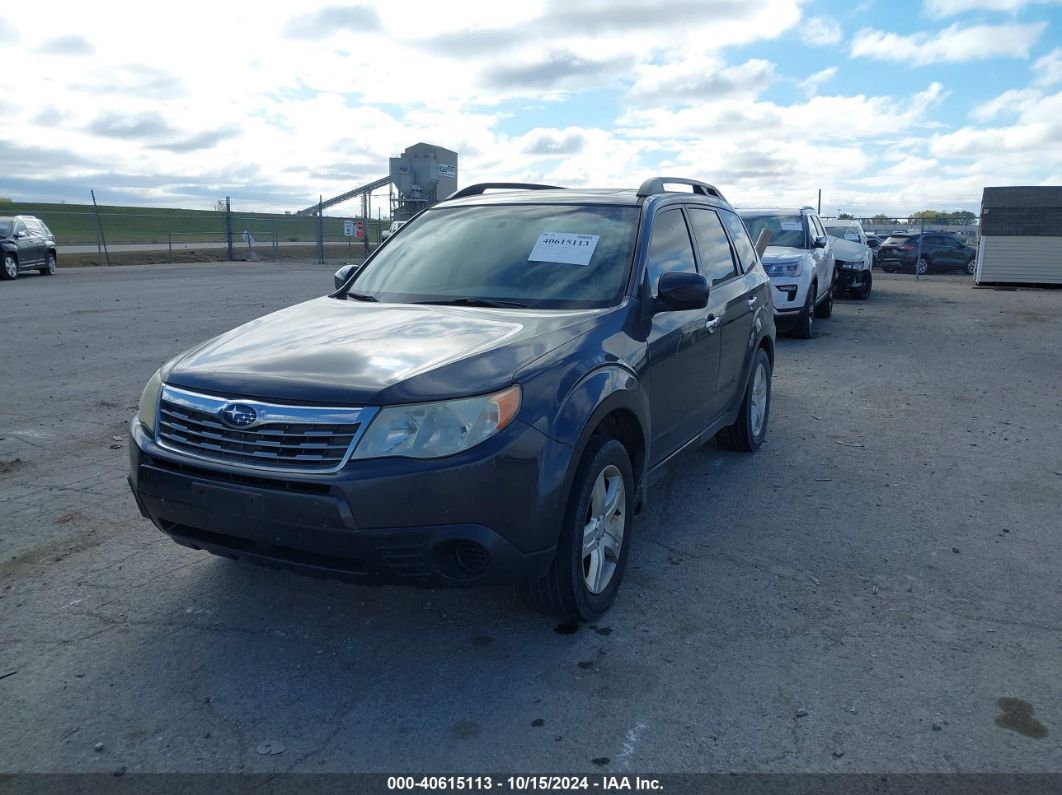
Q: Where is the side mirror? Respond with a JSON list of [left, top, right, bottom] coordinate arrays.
[[813, 235, 828, 249], [333, 263, 359, 290], [656, 271, 709, 312]]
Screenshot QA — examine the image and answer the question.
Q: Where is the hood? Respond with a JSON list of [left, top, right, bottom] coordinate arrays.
[[761, 246, 807, 262], [164, 296, 606, 405], [829, 236, 868, 263]]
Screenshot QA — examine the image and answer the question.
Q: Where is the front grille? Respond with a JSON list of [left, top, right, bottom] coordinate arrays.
[[156, 385, 374, 473]]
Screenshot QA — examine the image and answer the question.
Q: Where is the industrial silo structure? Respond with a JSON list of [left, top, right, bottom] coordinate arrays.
[[389, 143, 458, 221]]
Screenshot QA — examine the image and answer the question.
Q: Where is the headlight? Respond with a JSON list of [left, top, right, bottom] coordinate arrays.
[[137, 370, 163, 435], [352, 385, 521, 460], [766, 260, 803, 277]]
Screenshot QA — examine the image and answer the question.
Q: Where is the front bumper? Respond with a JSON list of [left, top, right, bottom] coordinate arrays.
[[835, 266, 870, 290], [128, 417, 568, 587]]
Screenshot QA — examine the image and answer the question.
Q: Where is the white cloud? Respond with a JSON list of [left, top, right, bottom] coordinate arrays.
[[629, 56, 776, 103], [851, 22, 1046, 65], [970, 88, 1042, 120], [805, 16, 843, 47], [799, 66, 839, 97], [1033, 47, 1062, 86], [924, 0, 1062, 17]]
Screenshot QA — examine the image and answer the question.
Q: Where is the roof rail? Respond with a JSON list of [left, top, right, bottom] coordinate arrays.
[[445, 182, 565, 201], [637, 177, 725, 201]]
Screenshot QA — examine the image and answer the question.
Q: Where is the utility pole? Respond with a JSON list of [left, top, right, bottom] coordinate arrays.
[[317, 196, 325, 264], [225, 196, 234, 261], [90, 189, 112, 267]]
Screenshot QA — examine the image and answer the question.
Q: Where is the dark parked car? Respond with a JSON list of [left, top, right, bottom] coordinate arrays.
[[0, 215, 57, 280], [877, 232, 976, 275], [128, 178, 777, 620]]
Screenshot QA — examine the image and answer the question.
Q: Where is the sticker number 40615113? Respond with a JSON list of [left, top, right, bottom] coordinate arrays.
[[528, 232, 600, 266]]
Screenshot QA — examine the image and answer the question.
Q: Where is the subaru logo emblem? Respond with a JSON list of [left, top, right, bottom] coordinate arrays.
[[220, 403, 257, 428]]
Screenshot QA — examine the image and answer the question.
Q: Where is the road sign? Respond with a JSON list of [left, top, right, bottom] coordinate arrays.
[[343, 219, 355, 237]]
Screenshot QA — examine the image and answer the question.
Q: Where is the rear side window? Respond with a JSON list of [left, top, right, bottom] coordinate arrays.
[[719, 209, 758, 272], [645, 209, 696, 295], [688, 208, 738, 284]]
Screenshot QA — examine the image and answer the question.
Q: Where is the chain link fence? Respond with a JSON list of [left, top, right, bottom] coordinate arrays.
[[0, 197, 385, 266]]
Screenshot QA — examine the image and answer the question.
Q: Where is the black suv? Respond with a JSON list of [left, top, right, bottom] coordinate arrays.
[[0, 215, 58, 280], [128, 178, 776, 620], [877, 232, 976, 275]]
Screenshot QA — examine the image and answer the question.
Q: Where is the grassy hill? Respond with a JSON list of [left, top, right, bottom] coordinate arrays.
[[0, 200, 383, 245]]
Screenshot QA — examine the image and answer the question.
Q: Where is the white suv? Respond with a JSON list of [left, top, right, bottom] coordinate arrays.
[[737, 208, 835, 339]]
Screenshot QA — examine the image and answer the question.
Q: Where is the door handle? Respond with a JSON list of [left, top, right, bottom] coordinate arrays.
[[746, 296, 758, 308], [705, 315, 720, 333]]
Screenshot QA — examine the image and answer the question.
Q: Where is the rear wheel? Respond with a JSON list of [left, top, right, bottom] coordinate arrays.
[[965, 258, 976, 276], [792, 283, 815, 339], [916, 257, 929, 275], [526, 436, 635, 621], [851, 270, 872, 300], [39, 252, 56, 276], [1, 254, 17, 281], [716, 347, 772, 452]]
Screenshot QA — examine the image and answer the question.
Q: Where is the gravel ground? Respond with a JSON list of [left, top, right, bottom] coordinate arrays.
[[0, 262, 1059, 774]]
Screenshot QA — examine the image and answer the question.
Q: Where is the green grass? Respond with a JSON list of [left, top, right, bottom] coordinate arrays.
[[0, 200, 383, 245]]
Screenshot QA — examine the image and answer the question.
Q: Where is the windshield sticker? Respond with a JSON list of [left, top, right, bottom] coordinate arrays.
[[780, 221, 803, 232], [529, 232, 600, 266]]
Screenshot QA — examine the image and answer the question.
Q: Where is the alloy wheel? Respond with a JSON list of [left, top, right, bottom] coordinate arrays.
[[581, 464, 625, 594], [916, 257, 929, 275], [3, 256, 16, 279], [750, 361, 768, 438]]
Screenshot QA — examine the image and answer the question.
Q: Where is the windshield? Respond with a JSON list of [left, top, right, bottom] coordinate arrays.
[[739, 213, 807, 249], [825, 224, 862, 241], [350, 204, 640, 308], [0, 221, 11, 237]]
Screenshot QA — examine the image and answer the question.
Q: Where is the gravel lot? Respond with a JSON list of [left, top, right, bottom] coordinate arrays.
[[0, 262, 1059, 774]]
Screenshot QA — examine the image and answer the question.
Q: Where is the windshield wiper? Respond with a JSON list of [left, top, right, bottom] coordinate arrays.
[[346, 291, 377, 302], [413, 297, 528, 309]]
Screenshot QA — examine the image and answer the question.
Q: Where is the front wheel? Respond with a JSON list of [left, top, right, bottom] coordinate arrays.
[[39, 253, 56, 276], [1, 254, 17, 281], [526, 435, 635, 621], [792, 283, 815, 339], [814, 283, 833, 318], [850, 270, 872, 300], [716, 347, 772, 452]]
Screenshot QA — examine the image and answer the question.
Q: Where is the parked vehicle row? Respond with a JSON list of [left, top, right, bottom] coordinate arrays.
[[0, 215, 57, 280]]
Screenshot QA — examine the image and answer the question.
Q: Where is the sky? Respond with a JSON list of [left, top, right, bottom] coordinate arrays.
[[2, 0, 1061, 217]]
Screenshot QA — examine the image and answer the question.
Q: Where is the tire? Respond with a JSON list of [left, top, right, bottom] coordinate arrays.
[[814, 283, 833, 318], [791, 283, 815, 339], [716, 347, 772, 452], [39, 252, 56, 276], [965, 258, 976, 276], [915, 257, 929, 275], [1, 254, 17, 281], [526, 435, 635, 621], [850, 270, 872, 300]]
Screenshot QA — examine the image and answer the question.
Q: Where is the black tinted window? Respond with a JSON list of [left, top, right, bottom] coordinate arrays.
[[645, 209, 696, 295], [719, 209, 759, 271], [688, 208, 737, 284], [352, 204, 639, 309]]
